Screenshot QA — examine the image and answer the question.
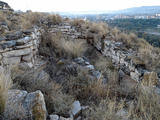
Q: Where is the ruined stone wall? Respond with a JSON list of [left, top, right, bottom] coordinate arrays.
[[49, 22, 85, 39], [0, 28, 41, 68], [0, 22, 154, 82], [0, 1, 12, 10], [48, 23, 154, 82]]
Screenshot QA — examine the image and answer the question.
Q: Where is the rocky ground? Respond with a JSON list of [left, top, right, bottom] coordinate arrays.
[[0, 1, 160, 120]]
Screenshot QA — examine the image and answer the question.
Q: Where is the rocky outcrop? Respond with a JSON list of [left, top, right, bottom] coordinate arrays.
[[4, 90, 47, 120]]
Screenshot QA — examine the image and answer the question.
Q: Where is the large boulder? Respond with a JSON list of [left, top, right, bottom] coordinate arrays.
[[4, 90, 47, 120], [119, 75, 138, 95]]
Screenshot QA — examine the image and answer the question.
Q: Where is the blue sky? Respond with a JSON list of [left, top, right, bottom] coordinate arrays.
[[3, 0, 160, 12]]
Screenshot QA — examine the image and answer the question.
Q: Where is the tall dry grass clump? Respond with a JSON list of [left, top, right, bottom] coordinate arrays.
[[20, 12, 44, 29], [0, 67, 12, 114], [61, 39, 87, 58], [89, 22, 109, 36], [128, 87, 160, 120], [46, 14, 63, 25], [70, 18, 86, 27], [0, 11, 6, 22], [40, 30, 87, 58], [84, 99, 124, 120]]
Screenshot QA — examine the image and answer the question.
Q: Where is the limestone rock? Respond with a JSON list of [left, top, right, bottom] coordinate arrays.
[[2, 56, 21, 65], [2, 48, 32, 57], [120, 75, 138, 95], [16, 37, 32, 46], [4, 90, 47, 120], [116, 109, 128, 120], [5, 31, 23, 40], [59, 116, 73, 120], [22, 54, 33, 62], [85, 65, 94, 70], [49, 115, 59, 120], [70, 101, 81, 118], [0, 40, 16, 49], [130, 71, 140, 81]]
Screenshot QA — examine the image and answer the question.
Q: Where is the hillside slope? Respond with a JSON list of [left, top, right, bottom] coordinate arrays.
[[0, 2, 160, 120]]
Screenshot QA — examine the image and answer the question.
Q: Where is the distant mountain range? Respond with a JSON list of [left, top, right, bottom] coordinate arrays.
[[111, 6, 160, 15], [57, 6, 160, 16]]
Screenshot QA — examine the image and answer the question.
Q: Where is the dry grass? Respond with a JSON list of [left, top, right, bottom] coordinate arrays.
[[46, 14, 63, 25], [89, 22, 109, 35], [20, 12, 44, 29], [61, 39, 87, 58], [82, 86, 160, 120], [40, 31, 87, 58], [62, 67, 111, 105], [13, 68, 74, 116], [0, 67, 12, 114], [0, 11, 7, 22], [137, 38, 160, 69], [94, 56, 118, 85], [142, 72, 159, 86], [128, 87, 160, 120], [70, 18, 86, 27], [84, 99, 124, 120]]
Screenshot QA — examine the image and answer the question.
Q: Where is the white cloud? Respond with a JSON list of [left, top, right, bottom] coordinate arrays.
[[3, 0, 160, 12]]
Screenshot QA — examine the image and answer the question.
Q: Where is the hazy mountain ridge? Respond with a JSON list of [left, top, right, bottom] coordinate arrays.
[[110, 6, 160, 15]]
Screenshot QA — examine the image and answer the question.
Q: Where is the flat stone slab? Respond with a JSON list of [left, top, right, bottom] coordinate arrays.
[[2, 48, 32, 57]]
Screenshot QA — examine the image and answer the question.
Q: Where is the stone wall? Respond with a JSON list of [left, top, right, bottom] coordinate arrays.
[[0, 1, 12, 10], [49, 22, 85, 39], [0, 28, 41, 68]]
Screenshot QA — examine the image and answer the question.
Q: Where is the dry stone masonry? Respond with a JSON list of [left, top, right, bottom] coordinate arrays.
[[48, 22, 160, 84], [0, 1, 12, 10], [0, 28, 41, 68]]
